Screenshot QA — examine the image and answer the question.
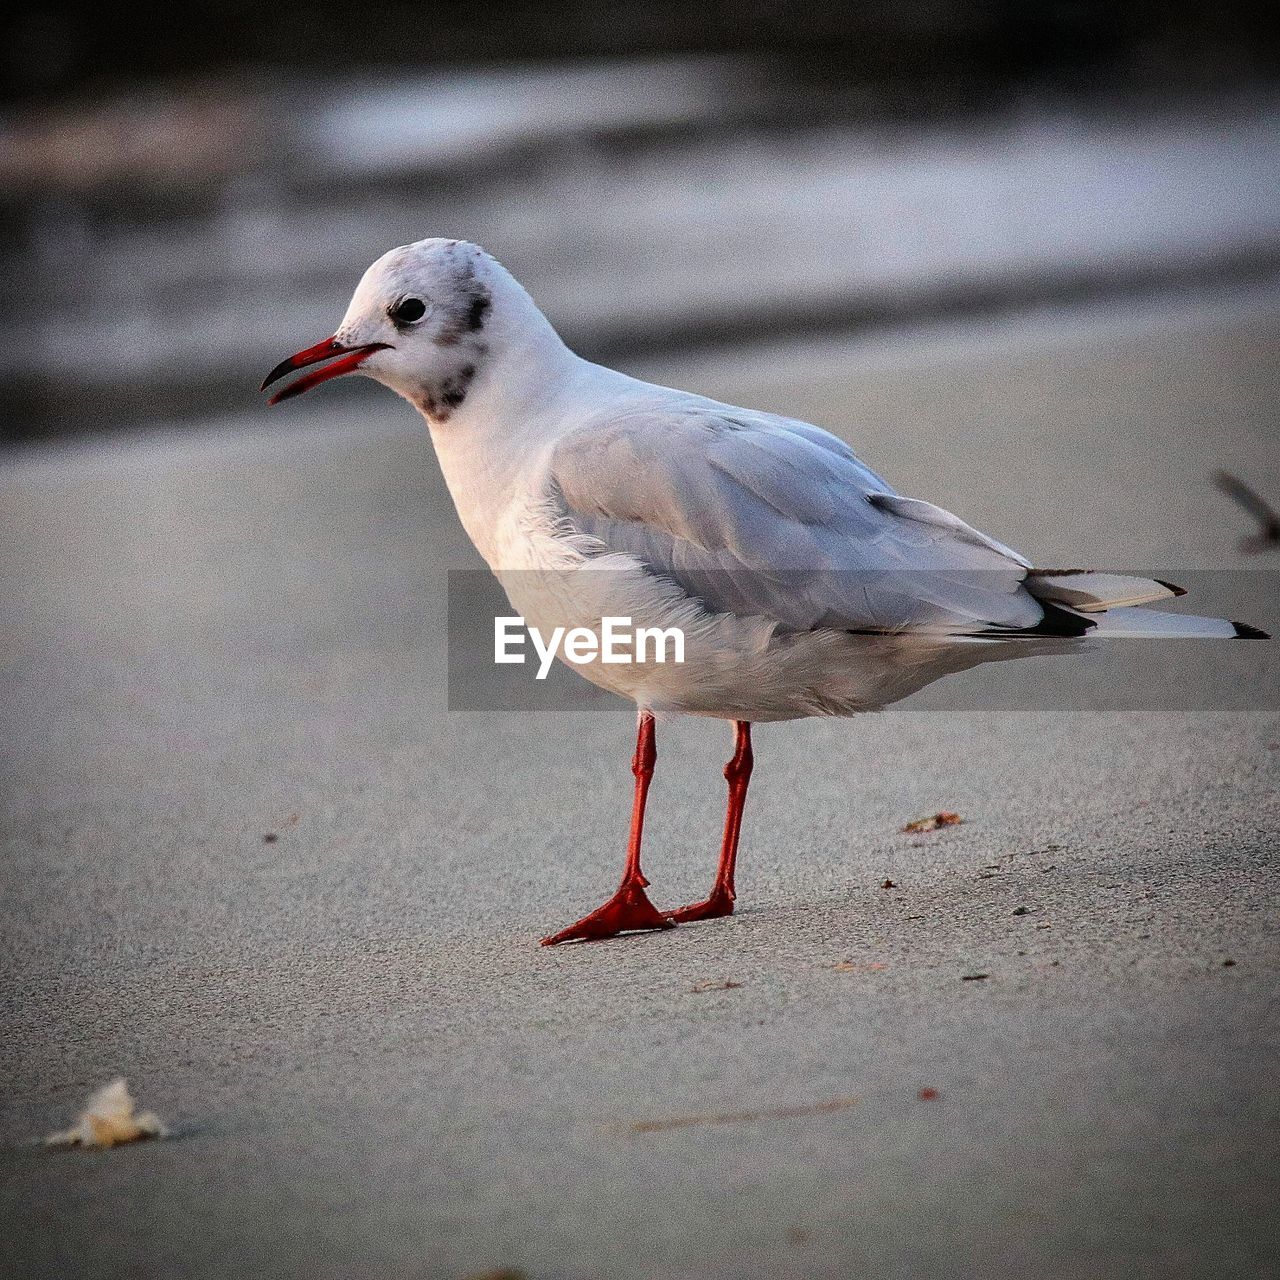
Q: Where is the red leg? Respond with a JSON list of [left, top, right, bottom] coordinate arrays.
[[667, 721, 753, 924], [541, 711, 675, 945]]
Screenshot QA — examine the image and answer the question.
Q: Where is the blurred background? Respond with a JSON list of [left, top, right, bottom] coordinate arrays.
[[2, 1, 1279, 440]]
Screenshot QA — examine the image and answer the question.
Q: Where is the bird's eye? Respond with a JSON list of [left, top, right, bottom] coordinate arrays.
[[390, 297, 427, 325]]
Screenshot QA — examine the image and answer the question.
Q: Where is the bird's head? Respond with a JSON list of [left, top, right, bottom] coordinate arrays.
[[261, 238, 553, 422]]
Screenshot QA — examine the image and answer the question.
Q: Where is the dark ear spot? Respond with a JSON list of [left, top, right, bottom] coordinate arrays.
[[436, 283, 491, 346], [435, 253, 492, 347], [464, 292, 491, 333]]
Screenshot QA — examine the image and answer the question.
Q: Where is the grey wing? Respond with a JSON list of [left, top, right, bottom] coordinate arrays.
[[545, 403, 1047, 634]]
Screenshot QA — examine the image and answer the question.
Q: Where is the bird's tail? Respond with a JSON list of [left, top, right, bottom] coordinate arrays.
[[1025, 570, 1269, 639], [1085, 607, 1267, 639]]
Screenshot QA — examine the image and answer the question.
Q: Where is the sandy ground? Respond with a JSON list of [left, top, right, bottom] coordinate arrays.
[[2, 291, 1278, 1279]]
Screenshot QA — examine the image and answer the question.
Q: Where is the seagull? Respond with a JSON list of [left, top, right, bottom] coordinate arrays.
[[262, 238, 1268, 945]]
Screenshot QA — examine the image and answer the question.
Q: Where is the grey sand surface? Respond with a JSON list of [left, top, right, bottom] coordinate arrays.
[[2, 295, 1278, 1278]]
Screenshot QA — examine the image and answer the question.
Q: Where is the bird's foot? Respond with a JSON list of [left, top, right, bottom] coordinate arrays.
[[540, 880, 676, 945], [665, 886, 735, 924]]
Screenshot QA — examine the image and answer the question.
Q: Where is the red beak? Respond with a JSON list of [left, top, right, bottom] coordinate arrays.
[[260, 336, 390, 405]]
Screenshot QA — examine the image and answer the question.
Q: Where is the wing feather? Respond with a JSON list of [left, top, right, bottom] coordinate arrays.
[[546, 401, 1045, 634]]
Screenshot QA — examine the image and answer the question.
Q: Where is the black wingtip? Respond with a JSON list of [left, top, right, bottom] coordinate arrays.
[[1155, 578, 1188, 598], [1024, 600, 1096, 637], [1232, 620, 1270, 639]]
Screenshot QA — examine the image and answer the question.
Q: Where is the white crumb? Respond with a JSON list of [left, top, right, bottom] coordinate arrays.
[[44, 1077, 168, 1150]]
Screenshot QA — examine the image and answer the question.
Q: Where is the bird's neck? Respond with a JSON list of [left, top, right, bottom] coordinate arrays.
[[418, 325, 607, 565]]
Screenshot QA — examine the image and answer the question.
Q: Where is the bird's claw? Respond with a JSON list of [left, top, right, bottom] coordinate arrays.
[[541, 880, 676, 945], [664, 887, 736, 924]]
